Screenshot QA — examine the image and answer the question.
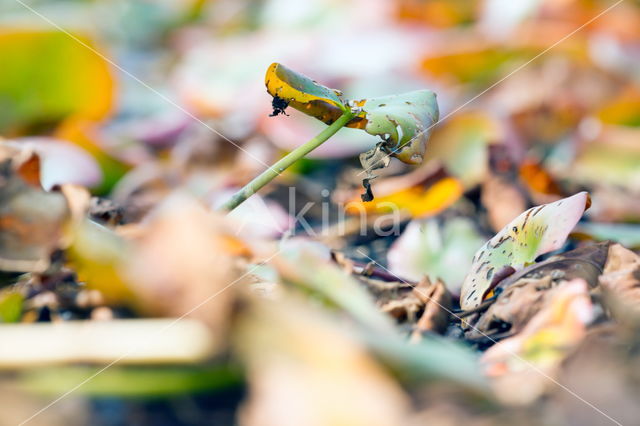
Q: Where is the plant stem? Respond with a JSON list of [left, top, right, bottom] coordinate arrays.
[[219, 110, 355, 212]]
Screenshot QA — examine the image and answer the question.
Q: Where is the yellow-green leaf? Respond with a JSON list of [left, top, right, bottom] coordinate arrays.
[[264, 63, 439, 165], [0, 30, 115, 133], [0, 291, 23, 323]]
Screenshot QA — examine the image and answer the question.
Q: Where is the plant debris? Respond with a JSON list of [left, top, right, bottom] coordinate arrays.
[[1, 2, 640, 425]]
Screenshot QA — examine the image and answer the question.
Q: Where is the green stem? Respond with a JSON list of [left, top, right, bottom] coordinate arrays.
[[219, 110, 355, 212]]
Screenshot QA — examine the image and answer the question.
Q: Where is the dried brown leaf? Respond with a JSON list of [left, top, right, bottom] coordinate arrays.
[[599, 243, 640, 319], [411, 277, 452, 340], [468, 242, 610, 340]]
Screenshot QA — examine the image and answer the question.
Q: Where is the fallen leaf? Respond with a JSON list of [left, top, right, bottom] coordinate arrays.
[[468, 241, 609, 341], [424, 111, 500, 188], [0, 159, 69, 273], [236, 295, 411, 426], [518, 158, 562, 198], [467, 276, 554, 342], [396, 0, 476, 28], [275, 243, 485, 389], [377, 276, 451, 337], [274, 248, 393, 334], [550, 326, 640, 426], [481, 278, 593, 404], [123, 193, 241, 334], [0, 30, 114, 133], [411, 277, 452, 340], [55, 118, 130, 194], [65, 218, 133, 303], [345, 176, 463, 218], [481, 173, 527, 232], [570, 123, 640, 192], [596, 86, 640, 127], [421, 45, 528, 86], [599, 243, 640, 319], [67, 191, 244, 332], [388, 217, 484, 294], [5, 138, 102, 190], [460, 192, 591, 310]]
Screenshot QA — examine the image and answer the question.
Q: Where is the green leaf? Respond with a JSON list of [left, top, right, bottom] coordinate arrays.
[[351, 90, 439, 164], [460, 192, 591, 310], [264, 63, 439, 165]]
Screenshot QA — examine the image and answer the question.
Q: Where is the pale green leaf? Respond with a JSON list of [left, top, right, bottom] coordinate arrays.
[[460, 192, 590, 310]]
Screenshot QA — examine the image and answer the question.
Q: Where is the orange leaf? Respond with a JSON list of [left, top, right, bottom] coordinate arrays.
[[345, 177, 463, 218]]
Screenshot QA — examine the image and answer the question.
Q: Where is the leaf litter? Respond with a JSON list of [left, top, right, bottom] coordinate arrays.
[[1, 1, 640, 425]]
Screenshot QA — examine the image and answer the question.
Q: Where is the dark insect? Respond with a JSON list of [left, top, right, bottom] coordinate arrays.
[[269, 96, 290, 117], [361, 178, 375, 202]]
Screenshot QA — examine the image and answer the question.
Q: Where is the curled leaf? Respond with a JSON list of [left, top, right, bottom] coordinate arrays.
[[6, 138, 103, 190], [460, 192, 591, 311], [351, 90, 439, 164], [265, 63, 439, 165], [265, 62, 347, 124], [468, 242, 610, 341]]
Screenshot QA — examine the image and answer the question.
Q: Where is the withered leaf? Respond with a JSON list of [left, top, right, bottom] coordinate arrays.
[[599, 243, 640, 320], [411, 277, 452, 340], [467, 242, 610, 341]]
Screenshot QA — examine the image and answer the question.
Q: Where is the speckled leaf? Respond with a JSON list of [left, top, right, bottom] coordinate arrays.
[[265, 63, 347, 124], [265, 64, 439, 165], [460, 192, 591, 311], [350, 90, 439, 164]]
